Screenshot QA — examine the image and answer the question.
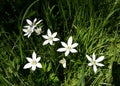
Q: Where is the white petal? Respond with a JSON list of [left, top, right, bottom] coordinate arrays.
[[53, 38, 59, 41], [26, 19, 32, 25], [47, 29, 52, 36], [57, 48, 66, 52], [71, 43, 78, 48], [23, 63, 32, 69], [68, 36, 72, 46], [50, 40, 53, 45], [36, 19, 42, 25], [26, 57, 32, 63], [96, 63, 104, 67], [36, 57, 41, 62], [24, 33, 28, 36], [61, 42, 67, 47], [93, 65, 97, 73], [24, 25, 30, 28], [32, 52, 36, 60], [96, 56, 104, 62], [52, 32, 57, 38], [65, 50, 70, 56], [36, 63, 42, 68], [31, 65, 36, 71], [23, 29, 27, 32], [70, 49, 77, 53], [86, 55, 92, 62], [42, 35, 48, 39], [43, 40, 49, 45], [33, 18, 37, 23], [92, 53, 96, 61], [88, 63, 93, 66], [63, 63, 66, 68], [27, 33, 31, 38]]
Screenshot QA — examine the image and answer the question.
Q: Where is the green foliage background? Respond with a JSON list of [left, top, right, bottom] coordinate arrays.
[[0, 0, 120, 86]]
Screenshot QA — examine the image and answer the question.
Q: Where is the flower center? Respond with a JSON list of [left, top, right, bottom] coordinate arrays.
[[92, 60, 96, 65], [27, 29, 33, 33], [48, 36, 53, 41], [31, 60, 37, 65], [66, 46, 71, 50]]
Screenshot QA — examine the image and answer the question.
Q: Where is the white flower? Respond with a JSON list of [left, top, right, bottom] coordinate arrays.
[[42, 29, 59, 45], [23, 51, 42, 71], [23, 27, 34, 38], [86, 53, 104, 73], [57, 36, 78, 56], [59, 58, 66, 68], [35, 27, 42, 35], [25, 18, 42, 29], [23, 18, 42, 38]]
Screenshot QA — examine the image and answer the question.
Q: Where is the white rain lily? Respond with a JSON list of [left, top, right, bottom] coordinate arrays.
[[57, 36, 78, 56], [23, 18, 42, 38], [59, 58, 66, 68], [35, 27, 42, 35], [86, 53, 104, 73], [23, 51, 42, 71], [42, 29, 59, 45]]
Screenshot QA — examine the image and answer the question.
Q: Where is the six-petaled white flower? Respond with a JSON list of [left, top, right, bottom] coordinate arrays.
[[57, 36, 78, 56], [23, 18, 42, 38], [23, 51, 42, 71], [86, 53, 104, 73], [23, 27, 34, 38], [59, 58, 66, 68], [42, 29, 59, 45]]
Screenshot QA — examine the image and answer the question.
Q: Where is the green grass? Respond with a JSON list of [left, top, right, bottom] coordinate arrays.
[[0, 0, 120, 86]]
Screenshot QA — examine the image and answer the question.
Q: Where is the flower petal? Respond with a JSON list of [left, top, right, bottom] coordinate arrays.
[[36, 57, 41, 62], [24, 25, 30, 28], [23, 63, 32, 69], [43, 40, 49, 45], [68, 36, 72, 46], [42, 35, 48, 39], [26, 19, 32, 25], [71, 43, 78, 48], [63, 63, 66, 68], [47, 29, 52, 36], [57, 48, 66, 52], [93, 65, 97, 73], [53, 38, 59, 41], [33, 18, 37, 23], [36, 19, 42, 25], [86, 55, 92, 62], [32, 52, 36, 60], [88, 63, 92, 66], [52, 32, 57, 38], [31, 65, 36, 71], [27, 33, 31, 38], [65, 50, 70, 56], [96, 56, 104, 62], [96, 63, 104, 67], [23, 29, 27, 32], [92, 53, 96, 61], [70, 49, 77, 53], [36, 63, 42, 68], [50, 40, 53, 45], [61, 42, 67, 47], [26, 57, 32, 63]]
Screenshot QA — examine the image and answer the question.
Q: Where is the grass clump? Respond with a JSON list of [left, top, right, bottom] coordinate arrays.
[[0, 0, 120, 86]]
